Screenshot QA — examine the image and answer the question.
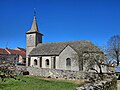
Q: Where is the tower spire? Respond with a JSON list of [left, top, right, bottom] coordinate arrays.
[[26, 8, 43, 35], [26, 9, 43, 35]]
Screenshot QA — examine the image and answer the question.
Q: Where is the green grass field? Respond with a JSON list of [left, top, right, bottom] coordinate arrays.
[[0, 76, 83, 90]]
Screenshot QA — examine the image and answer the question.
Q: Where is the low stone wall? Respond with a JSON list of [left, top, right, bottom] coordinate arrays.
[[27, 67, 97, 80], [76, 78, 117, 90], [27, 67, 117, 90], [16, 65, 27, 75], [16, 65, 27, 71]]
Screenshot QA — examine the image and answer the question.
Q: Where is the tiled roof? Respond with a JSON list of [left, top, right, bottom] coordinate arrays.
[[0, 48, 9, 54], [29, 40, 102, 56], [15, 47, 26, 52], [6, 48, 26, 58]]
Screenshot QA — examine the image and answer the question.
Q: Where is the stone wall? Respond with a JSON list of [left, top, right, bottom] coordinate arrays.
[[27, 67, 117, 90], [76, 78, 117, 90], [27, 67, 97, 79]]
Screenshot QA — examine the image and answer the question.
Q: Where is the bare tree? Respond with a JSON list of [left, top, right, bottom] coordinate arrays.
[[83, 52, 105, 73], [107, 35, 120, 66], [72, 43, 106, 80]]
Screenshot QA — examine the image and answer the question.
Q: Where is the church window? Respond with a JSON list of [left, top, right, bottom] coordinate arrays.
[[53, 57, 56, 69], [46, 59, 49, 66], [40, 57, 42, 67], [34, 59, 37, 65], [66, 58, 71, 66], [28, 58, 31, 66]]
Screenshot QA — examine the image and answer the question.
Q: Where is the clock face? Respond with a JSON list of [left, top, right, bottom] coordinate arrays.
[[29, 35, 32, 40], [27, 35, 34, 46]]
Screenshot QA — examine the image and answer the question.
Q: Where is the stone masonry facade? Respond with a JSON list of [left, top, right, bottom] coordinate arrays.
[[27, 67, 97, 80]]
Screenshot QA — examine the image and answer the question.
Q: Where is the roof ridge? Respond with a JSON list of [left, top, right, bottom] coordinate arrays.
[[40, 40, 90, 45]]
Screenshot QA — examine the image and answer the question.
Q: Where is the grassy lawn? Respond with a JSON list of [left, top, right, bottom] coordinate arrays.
[[0, 76, 84, 90]]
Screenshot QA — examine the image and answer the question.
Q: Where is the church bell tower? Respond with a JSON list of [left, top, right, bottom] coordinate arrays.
[[26, 14, 43, 66]]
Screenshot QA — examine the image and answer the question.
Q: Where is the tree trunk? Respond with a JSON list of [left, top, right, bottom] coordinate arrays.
[[117, 56, 119, 66]]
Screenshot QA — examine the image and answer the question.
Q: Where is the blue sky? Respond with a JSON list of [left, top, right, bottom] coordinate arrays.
[[0, 0, 120, 49]]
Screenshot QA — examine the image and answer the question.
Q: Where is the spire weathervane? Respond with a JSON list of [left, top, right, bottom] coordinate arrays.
[[34, 8, 36, 16]]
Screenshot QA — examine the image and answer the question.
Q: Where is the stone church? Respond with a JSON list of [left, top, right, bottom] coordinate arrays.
[[26, 15, 106, 73]]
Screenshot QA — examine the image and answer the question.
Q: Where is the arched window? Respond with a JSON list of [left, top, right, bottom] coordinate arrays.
[[46, 59, 49, 66], [66, 58, 71, 66], [34, 59, 37, 65]]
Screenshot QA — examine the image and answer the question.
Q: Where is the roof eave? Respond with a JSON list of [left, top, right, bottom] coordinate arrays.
[[26, 31, 43, 35]]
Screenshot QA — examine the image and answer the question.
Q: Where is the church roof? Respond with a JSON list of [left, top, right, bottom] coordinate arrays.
[[29, 40, 102, 56], [26, 16, 42, 35]]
